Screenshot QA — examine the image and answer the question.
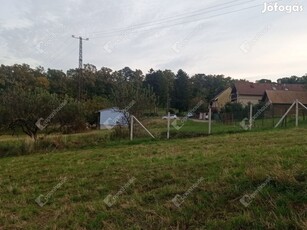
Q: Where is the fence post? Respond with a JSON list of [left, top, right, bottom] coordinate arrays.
[[208, 107, 212, 135], [249, 103, 253, 130], [167, 112, 170, 139], [296, 99, 299, 127], [275, 101, 296, 128], [130, 115, 134, 141], [272, 104, 275, 127]]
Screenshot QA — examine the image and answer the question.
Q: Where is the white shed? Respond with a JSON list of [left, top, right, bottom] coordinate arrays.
[[98, 108, 128, 129]]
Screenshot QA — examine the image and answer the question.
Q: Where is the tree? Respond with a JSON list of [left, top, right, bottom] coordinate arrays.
[[82, 64, 98, 99], [162, 70, 175, 113], [56, 98, 87, 133], [172, 69, 190, 112], [144, 69, 168, 107], [0, 64, 39, 92], [190, 74, 232, 102], [47, 69, 68, 96], [256, 79, 272, 83], [117, 67, 144, 86], [1, 88, 59, 139], [66, 68, 81, 99], [277, 76, 299, 84], [95, 67, 114, 98], [111, 81, 157, 129]]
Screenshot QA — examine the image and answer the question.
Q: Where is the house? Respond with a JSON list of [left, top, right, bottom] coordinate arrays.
[[211, 87, 232, 111], [98, 108, 128, 129], [262, 90, 307, 116], [231, 82, 305, 105]]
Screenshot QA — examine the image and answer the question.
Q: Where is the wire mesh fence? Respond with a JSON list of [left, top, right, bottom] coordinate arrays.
[[125, 101, 307, 141]]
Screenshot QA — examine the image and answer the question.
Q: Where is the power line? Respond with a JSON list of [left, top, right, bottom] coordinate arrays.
[[47, 41, 75, 70], [89, 0, 252, 37], [43, 37, 74, 69], [89, 0, 264, 38]]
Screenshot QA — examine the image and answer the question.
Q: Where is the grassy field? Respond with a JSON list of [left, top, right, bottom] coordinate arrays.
[[0, 126, 307, 229]]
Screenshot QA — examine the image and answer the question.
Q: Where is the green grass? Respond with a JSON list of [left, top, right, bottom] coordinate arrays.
[[0, 127, 306, 229]]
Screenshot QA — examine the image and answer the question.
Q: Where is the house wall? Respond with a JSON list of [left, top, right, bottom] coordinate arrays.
[[212, 87, 232, 111], [237, 95, 261, 105]]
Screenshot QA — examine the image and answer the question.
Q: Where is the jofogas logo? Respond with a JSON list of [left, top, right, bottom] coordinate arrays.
[[262, 1, 303, 14]]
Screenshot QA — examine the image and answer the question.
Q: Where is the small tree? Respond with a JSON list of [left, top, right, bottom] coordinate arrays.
[[1, 88, 59, 139], [111, 81, 157, 129]]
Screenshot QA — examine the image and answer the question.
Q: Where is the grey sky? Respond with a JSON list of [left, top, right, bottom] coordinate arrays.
[[0, 0, 306, 81]]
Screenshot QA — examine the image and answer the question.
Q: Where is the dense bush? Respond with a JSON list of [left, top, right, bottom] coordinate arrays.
[[220, 102, 249, 121]]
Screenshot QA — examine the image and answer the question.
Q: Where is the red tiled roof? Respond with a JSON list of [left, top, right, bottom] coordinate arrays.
[[234, 82, 305, 96], [263, 90, 307, 104]]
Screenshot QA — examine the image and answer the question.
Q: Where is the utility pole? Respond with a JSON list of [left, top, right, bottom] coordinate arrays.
[[72, 35, 89, 101]]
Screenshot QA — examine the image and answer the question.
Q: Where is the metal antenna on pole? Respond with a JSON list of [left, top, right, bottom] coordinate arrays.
[[72, 35, 89, 101]]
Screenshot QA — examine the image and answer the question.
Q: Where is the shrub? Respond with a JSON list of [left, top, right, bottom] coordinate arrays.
[[110, 126, 129, 140]]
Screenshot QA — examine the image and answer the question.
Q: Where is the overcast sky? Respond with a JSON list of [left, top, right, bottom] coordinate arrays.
[[0, 0, 306, 81]]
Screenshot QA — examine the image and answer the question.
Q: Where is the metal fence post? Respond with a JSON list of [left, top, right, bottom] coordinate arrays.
[[167, 112, 170, 139], [130, 115, 134, 141], [249, 103, 253, 130], [296, 99, 299, 127], [208, 107, 212, 135]]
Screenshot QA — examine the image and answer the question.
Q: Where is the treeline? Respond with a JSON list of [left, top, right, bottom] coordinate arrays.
[[0, 64, 234, 110], [0, 64, 233, 132], [257, 75, 307, 84], [0, 63, 306, 137]]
